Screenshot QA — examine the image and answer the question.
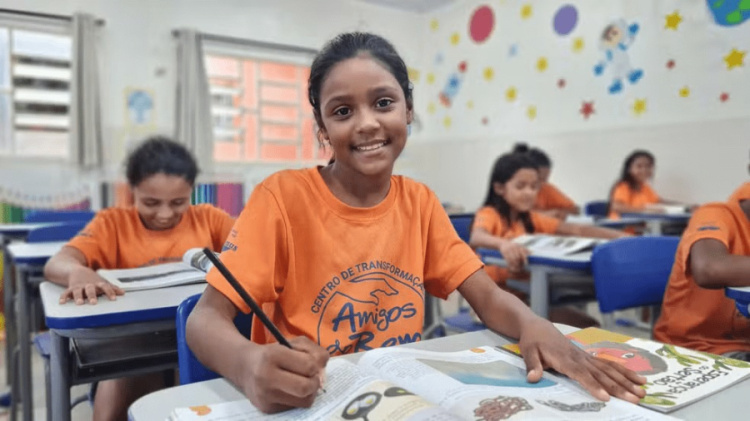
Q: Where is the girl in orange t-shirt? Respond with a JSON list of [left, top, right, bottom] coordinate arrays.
[[513, 143, 580, 219], [44, 137, 234, 421], [186, 32, 646, 414]]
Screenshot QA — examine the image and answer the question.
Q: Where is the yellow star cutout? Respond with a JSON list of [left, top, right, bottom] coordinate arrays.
[[572, 37, 585, 53], [527, 105, 537, 120], [430, 18, 439, 32], [483, 67, 494, 81], [521, 4, 532, 19], [724, 48, 746, 70], [633, 98, 647, 115], [407, 67, 420, 83], [665, 11, 682, 30], [427, 102, 436, 114], [426, 73, 435, 85], [536, 57, 548, 72], [443, 116, 452, 128], [467, 101, 474, 109], [450, 32, 460, 46], [505, 87, 517, 102], [679, 86, 690, 97]]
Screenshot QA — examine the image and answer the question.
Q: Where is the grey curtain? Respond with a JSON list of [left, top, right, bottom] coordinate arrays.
[[70, 13, 102, 168], [174, 29, 213, 171]]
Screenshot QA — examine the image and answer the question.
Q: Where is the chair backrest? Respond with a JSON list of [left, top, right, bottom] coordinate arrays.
[[449, 213, 474, 244], [24, 210, 95, 224], [584, 201, 609, 218], [26, 220, 89, 243], [591, 236, 680, 314], [176, 293, 253, 384]]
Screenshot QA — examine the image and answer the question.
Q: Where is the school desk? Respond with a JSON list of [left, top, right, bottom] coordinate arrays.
[[620, 212, 691, 236], [128, 326, 750, 421], [40, 281, 207, 421], [478, 248, 592, 319], [6, 241, 65, 421], [726, 287, 750, 318]]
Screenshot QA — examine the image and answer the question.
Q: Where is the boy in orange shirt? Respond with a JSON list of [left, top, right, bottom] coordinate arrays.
[[44, 137, 234, 421], [653, 185, 750, 359], [186, 32, 647, 414], [514, 144, 580, 219]]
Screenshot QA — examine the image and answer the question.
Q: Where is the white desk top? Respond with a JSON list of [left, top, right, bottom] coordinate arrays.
[[40, 281, 206, 330], [7, 241, 65, 266], [0, 222, 59, 235]]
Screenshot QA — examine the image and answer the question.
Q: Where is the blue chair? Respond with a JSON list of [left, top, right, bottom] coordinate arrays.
[[591, 236, 680, 332], [449, 213, 474, 243], [25, 220, 88, 243], [584, 201, 609, 218], [176, 293, 253, 384], [24, 210, 95, 224]]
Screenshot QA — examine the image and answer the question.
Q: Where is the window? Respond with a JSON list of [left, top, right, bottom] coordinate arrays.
[[0, 24, 71, 159], [204, 42, 328, 163]]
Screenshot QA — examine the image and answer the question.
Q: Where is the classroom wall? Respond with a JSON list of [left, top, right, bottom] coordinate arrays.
[[403, 0, 750, 211], [0, 0, 425, 203]]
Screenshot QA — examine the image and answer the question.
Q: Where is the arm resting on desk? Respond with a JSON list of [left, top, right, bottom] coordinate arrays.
[[43, 246, 124, 304], [556, 222, 629, 239], [690, 239, 750, 288], [469, 227, 529, 272]]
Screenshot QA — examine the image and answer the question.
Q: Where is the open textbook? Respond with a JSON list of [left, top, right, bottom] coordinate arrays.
[[502, 328, 750, 413], [97, 248, 214, 292], [512, 234, 606, 257], [168, 346, 677, 421]]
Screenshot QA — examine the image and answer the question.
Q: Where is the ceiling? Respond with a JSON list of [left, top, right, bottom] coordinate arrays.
[[358, 0, 456, 14]]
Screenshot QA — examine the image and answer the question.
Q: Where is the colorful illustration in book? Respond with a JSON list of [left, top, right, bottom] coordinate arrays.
[[439, 61, 467, 107], [341, 384, 422, 421], [580, 341, 668, 375], [474, 395, 533, 420], [417, 358, 556, 388], [536, 399, 606, 412], [707, 0, 750, 26], [342, 392, 382, 420], [187, 405, 212, 415], [593, 20, 644, 94]]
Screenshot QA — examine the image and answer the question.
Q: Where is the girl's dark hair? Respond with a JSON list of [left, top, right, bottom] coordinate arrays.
[[513, 143, 551, 168], [482, 152, 539, 233], [125, 136, 199, 187], [308, 32, 413, 154], [606, 149, 655, 214]]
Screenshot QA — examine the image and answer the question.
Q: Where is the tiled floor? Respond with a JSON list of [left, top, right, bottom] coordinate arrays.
[[0, 295, 649, 420]]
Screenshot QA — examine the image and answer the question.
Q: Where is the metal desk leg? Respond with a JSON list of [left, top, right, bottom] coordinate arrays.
[[529, 267, 550, 319], [50, 330, 71, 421], [3, 236, 16, 386], [16, 266, 32, 421]]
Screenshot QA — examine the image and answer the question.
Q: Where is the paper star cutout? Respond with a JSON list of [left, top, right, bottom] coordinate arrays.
[[572, 37, 585, 53], [509, 44, 518, 57], [506, 87, 517, 102], [580, 101, 595, 119], [666, 59, 675, 69], [557, 79, 566, 89], [430, 19, 439, 31], [427, 102, 436, 114], [536, 57, 548, 72], [467, 100, 474, 109], [450, 32, 460, 46], [665, 11, 682, 30], [426, 73, 435, 85], [443, 116, 452, 128], [521, 4, 532, 19], [679, 86, 690, 97], [633, 98, 647, 116], [482, 117, 489, 125], [724, 48, 746, 70], [720, 92, 730, 102], [483, 67, 494, 81], [527, 105, 537, 120]]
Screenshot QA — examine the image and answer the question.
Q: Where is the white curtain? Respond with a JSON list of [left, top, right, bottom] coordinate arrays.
[[70, 13, 102, 168], [174, 29, 213, 172]]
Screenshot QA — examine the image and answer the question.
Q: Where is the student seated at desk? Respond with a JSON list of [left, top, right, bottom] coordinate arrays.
[[186, 32, 646, 414], [43, 136, 234, 421], [653, 181, 750, 359], [608, 150, 690, 219], [514, 143, 580, 219], [470, 152, 627, 328]]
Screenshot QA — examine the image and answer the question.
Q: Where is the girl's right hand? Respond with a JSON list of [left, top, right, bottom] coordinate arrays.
[[59, 266, 124, 305], [239, 336, 329, 414], [498, 241, 530, 273]]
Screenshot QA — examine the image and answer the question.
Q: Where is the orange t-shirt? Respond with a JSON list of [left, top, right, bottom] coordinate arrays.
[[207, 168, 482, 356], [608, 181, 660, 219], [67, 204, 234, 269], [728, 182, 750, 203], [472, 206, 561, 284], [535, 183, 576, 212], [653, 201, 750, 355]]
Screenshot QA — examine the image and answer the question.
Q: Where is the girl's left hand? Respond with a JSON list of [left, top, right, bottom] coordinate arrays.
[[518, 318, 647, 404]]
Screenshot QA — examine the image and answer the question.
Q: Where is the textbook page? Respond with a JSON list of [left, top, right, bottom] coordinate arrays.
[[168, 358, 460, 421], [513, 234, 603, 257], [97, 248, 210, 292], [358, 346, 678, 421]]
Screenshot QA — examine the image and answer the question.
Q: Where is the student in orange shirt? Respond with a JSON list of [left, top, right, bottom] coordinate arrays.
[[653, 185, 750, 359], [186, 32, 646, 414], [44, 137, 234, 421], [514, 144, 580, 219]]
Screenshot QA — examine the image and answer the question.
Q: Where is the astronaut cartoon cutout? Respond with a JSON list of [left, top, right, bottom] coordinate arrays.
[[593, 20, 644, 94]]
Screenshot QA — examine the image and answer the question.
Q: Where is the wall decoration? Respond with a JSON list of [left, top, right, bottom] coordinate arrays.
[[125, 87, 155, 128], [553, 5, 579, 36], [434, 52, 444, 65], [632, 98, 647, 116], [467, 100, 474, 109], [450, 32, 461, 45], [439, 61, 467, 107], [536, 57, 548, 72], [679, 86, 691, 97], [469, 5, 495, 43], [426, 73, 436, 84], [427, 102, 437, 114], [664, 11, 683, 30], [580, 101, 595, 119], [527, 105, 537, 120], [430, 18, 440, 31], [505, 87, 517, 102], [593, 20, 643, 94], [572, 37, 585, 53], [707, 0, 750, 26], [443, 116, 452, 128], [483, 67, 494, 81], [720, 92, 730, 102], [508, 43, 518, 57], [666, 59, 675, 69], [520, 4, 533, 20], [407, 67, 421, 83], [724, 48, 746, 69], [557, 79, 566, 89]]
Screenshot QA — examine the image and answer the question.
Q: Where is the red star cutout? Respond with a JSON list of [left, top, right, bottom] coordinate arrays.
[[666, 59, 675, 69], [557, 79, 566, 88], [580, 101, 595, 119], [481, 117, 489, 125], [720, 92, 729, 102]]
